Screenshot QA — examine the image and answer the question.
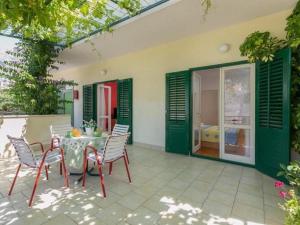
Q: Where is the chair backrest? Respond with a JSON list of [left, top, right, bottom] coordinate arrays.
[[112, 124, 129, 136], [50, 123, 73, 138], [7, 135, 36, 167], [103, 133, 129, 162]]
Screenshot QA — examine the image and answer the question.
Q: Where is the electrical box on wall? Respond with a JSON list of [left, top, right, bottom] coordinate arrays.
[[73, 90, 79, 100]]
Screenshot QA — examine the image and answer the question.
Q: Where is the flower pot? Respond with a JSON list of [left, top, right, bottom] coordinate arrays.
[[85, 127, 94, 136]]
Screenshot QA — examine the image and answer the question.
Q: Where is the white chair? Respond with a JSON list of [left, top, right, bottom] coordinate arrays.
[[82, 133, 131, 197], [50, 123, 72, 174], [50, 123, 73, 148], [112, 124, 130, 164], [7, 135, 69, 207]]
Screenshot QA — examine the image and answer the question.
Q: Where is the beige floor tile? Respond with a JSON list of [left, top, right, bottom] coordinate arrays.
[[118, 191, 147, 210], [10, 211, 48, 225], [238, 183, 263, 197], [264, 205, 285, 224], [125, 206, 160, 225], [143, 195, 172, 214], [90, 194, 120, 210], [158, 202, 203, 225], [179, 186, 208, 204], [166, 178, 191, 191], [0, 206, 19, 225], [189, 180, 214, 192], [202, 200, 232, 218], [213, 181, 238, 195], [207, 190, 235, 207], [95, 203, 132, 225], [43, 214, 76, 225], [77, 215, 108, 225], [231, 202, 264, 224], [133, 183, 160, 198], [235, 191, 264, 209], [264, 193, 283, 208]]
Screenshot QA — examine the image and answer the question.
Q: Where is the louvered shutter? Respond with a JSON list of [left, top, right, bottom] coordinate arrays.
[[117, 79, 133, 144], [83, 84, 94, 122], [166, 71, 191, 155], [256, 48, 291, 179]]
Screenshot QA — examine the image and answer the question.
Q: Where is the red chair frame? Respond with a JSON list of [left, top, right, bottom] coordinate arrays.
[[8, 142, 69, 207], [82, 145, 131, 198]]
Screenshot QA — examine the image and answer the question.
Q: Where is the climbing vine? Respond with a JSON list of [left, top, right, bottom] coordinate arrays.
[[0, 0, 141, 45], [240, 1, 300, 153]]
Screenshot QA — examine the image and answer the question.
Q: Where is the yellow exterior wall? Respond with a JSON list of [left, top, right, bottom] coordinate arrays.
[[54, 10, 291, 149]]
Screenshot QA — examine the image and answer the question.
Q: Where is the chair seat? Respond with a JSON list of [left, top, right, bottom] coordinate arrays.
[[36, 151, 62, 167]]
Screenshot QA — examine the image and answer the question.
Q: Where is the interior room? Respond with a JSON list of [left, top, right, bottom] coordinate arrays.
[[192, 69, 220, 158], [98, 81, 117, 133]]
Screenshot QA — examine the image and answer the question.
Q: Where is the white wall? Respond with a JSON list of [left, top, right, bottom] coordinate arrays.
[[54, 10, 291, 149], [0, 115, 71, 158]]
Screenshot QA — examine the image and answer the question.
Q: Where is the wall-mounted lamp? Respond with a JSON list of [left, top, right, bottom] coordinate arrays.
[[218, 43, 231, 53], [99, 69, 108, 76]]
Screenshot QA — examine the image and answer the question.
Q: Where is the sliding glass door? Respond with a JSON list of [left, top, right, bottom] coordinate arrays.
[[220, 65, 255, 164]]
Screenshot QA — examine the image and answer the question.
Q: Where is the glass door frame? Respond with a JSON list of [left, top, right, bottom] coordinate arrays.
[[97, 84, 112, 133], [219, 64, 255, 165]]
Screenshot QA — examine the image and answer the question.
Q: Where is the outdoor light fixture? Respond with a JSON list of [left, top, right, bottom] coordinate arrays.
[[99, 69, 108, 76], [218, 43, 231, 53]]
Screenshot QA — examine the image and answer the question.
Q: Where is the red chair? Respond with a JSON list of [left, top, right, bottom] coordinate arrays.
[[82, 133, 131, 197], [7, 135, 69, 207]]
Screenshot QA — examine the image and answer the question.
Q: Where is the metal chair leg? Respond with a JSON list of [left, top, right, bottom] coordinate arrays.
[[109, 162, 113, 175], [45, 166, 49, 180], [123, 156, 131, 183], [82, 159, 88, 187], [124, 148, 129, 164], [8, 164, 21, 196], [96, 160, 106, 198], [29, 165, 44, 207], [60, 152, 69, 187]]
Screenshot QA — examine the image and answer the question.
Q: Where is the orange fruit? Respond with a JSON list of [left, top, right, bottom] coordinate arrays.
[[72, 128, 81, 137]]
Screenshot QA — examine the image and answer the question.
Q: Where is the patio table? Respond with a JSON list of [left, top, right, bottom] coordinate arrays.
[[60, 135, 107, 174]]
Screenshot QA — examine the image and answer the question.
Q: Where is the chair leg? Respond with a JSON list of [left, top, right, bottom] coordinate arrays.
[[59, 162, 62, 175], [109, 162, 113, 175], [124, 148, 129, 164], [123, 156, 131, 183], [60, 155, 69, 188], [45, 166, 49, 180], [8, 164, 21, 196], [82, 159, 88, 187], [29, 165, 44, 207], [96, 160, 106, 198]]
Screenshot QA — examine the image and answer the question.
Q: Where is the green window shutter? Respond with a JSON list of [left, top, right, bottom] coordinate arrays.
[[166, 71, 191, 155], [83, 84, 94, 122], [256, 48, 291, 179], [117, 78, 133, 144]]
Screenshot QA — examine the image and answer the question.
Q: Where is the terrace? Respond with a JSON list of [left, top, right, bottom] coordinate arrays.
[[0, 146, 284, 225], [0, 0, 299, 225]]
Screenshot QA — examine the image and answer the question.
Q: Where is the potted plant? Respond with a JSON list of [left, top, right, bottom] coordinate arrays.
[[276, 161, 300, 225], [82, 119, 97, 136]]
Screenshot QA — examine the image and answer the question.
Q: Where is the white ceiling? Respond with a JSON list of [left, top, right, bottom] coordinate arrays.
[[58, 0, 297, 70]]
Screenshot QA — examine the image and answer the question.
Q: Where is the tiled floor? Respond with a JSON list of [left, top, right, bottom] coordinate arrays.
[[0, 145, 285, 225]]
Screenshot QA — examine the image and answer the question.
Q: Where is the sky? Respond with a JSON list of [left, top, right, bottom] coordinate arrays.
[[0, 36, 17, 60]]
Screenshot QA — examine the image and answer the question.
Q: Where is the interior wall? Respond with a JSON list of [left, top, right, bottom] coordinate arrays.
[[201, 91, 219, 125], [102, 81, 117, 131], [54, 10, 290, 149], [195, 69, 220, 125]]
